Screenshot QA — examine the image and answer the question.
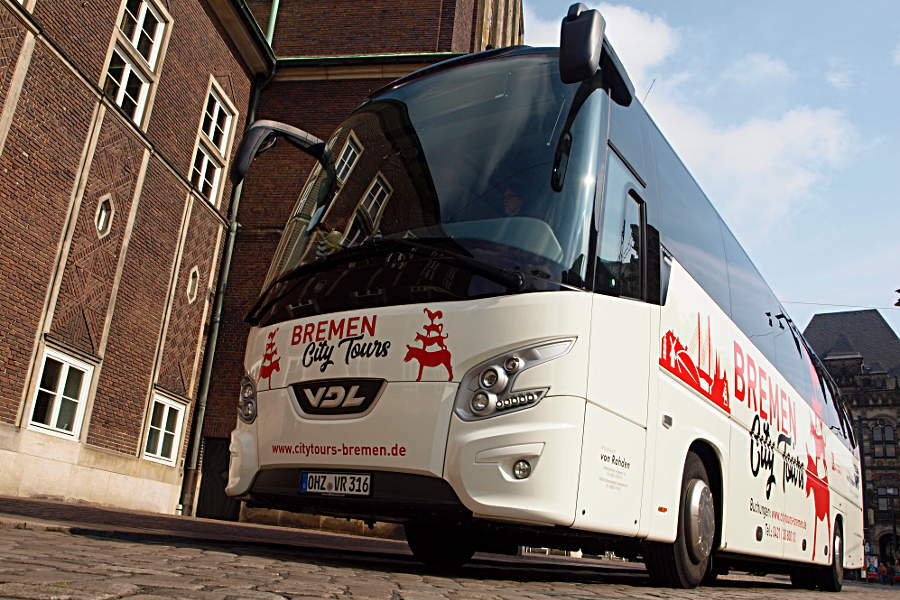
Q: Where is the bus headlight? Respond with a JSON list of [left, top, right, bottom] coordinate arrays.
[[453, 337, 575, 421], [238, 376, 257, 423], [479, 367, 506, 391]]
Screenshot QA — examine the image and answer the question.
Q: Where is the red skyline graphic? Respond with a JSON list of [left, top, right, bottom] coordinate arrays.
[[659, 313, 730, 413], [258, 328, 281, 390], [404, 308, 453, 382]]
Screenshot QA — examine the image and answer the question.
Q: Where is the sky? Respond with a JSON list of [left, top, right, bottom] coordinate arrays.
[[523, 0, 900, 336]]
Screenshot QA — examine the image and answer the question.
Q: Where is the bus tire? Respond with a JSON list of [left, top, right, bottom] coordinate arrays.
[[816, 525, 843, 592], [790, 568, 817, 589], [644, 452, 715, 588], [404, 523, 475, 569]]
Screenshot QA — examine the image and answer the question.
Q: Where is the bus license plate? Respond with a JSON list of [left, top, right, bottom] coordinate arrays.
[[300, 472, 371, 496]]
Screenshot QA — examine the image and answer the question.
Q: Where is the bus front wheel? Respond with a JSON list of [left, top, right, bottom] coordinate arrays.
[[816, 525, 843, 592], [404, 523, 476, 569], [645, 452, 716, 588]]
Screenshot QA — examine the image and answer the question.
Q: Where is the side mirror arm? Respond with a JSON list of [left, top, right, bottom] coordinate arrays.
[[232, 119, 330, 182]]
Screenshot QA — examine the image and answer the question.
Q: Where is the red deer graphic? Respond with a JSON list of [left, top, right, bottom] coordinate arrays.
[[258, 328, 281, 389], [404, 345, 453, 382], [406, 308, 453, 381]]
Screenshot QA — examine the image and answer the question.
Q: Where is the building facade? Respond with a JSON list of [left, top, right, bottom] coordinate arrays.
[[199, 0, 523, 518], [0, 0, 521, 516], [805, 310, 900, 563]]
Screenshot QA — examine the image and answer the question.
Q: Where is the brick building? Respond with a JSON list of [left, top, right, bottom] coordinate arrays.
[[199, 0, 524, 518], [0, 0, 522, 516], [805, 310, 900, 562]]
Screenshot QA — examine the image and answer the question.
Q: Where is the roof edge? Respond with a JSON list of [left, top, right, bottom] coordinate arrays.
[[207, 0, 276, 76]]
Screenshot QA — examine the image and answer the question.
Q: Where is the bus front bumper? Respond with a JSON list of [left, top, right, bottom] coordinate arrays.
[[228, 393, 585, 528]]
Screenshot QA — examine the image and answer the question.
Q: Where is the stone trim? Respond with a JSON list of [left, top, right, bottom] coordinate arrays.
[[15, 103, 106, 428], [0, 29, 34, 156]]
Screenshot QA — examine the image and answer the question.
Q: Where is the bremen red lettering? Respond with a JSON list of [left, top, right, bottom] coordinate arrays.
[[292, 315, 378, 345], [733, 341, 797, 442]]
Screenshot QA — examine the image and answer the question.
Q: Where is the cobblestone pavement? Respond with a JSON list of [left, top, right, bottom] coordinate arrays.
[[0, 526, 895, 600]]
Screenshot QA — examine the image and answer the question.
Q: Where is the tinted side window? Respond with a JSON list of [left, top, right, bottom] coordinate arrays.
[[773, 320, 813, 402], [721, 227, 777, 364], [817, 369, 853, 447], [597, 151, 644, 300], [648, 125, 730, 312]]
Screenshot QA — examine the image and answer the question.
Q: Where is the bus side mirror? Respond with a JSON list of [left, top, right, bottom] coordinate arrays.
[[559, 3, 605, 84], [232, 119, 327, 181]]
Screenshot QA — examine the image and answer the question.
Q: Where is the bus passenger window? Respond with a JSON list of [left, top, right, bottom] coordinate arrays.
[[597, 152, 644, 300]]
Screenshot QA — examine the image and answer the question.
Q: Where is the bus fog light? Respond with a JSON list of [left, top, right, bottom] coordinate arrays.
[[513, 459, 532, 480], [471, 392, 491, 413]]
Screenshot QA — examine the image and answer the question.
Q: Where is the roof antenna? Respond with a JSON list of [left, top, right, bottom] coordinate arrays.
[[642, 78, 656, 103]]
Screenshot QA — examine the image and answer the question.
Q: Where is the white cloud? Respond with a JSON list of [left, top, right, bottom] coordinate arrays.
[[647, 96, 857, 228], [522, 4, 560, 48], [722, 53, 794, 85], [826, 70, 852, 89], [524, 3, 858, 235], [893, 42, 900, 65], [523, 2, 678, 91]]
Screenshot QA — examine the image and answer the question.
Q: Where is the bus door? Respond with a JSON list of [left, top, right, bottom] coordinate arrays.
[[574, 147, 654, 537]]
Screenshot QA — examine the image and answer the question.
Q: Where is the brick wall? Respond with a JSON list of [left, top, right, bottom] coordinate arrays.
[[49, 111, 144, 355], [0, 0, 254, 465], [271, 0, 474, 57], [146, 0, 251, 205], [86, 160, 184, 454], [0, 39, 95, 424], [157, 203, 223, 399], [0, 6, 26, 110], [33, 0, 120, 86], [246, 0, 271, 37]]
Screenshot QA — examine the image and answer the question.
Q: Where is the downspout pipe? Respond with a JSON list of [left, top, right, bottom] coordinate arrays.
[[180, 63, 277, 515], [265, 0, 280, 45]]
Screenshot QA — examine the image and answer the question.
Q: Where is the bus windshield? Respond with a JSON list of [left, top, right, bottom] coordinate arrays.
[[252, 52, 603, 326]]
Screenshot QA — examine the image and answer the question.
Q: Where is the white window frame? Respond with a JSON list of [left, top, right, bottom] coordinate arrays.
[[118, 0, 166, 69], [104, 47, 151, 125], [359, 174, 391, 219], [185, 265, 200, 304], [200, 88, 234, 154], [142, 394, 186, 466], [101, 0, 171, 128], [344, 173, 393, 246], [190, 143, 223, 204], [335, 133, 363, 183], [189, 78, 238, 207], [28, 348, 94, 440], [95, 194, 115, 239]]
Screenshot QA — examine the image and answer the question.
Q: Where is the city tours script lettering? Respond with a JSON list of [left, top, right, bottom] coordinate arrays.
[[291, 315, 391, 372]]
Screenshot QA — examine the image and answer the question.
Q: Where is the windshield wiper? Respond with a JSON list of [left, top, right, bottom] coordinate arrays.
[[246, 236, 525, 325], [371, 236, 526, 290]]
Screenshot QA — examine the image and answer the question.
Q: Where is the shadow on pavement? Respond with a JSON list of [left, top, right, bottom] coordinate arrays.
[[65, 526, 794, 590]]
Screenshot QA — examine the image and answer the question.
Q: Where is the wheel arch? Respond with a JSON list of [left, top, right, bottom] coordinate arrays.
[[688, 439, 725, 550], [832, 512, 844, 567]]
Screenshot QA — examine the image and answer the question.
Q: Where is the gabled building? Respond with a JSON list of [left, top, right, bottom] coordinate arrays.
[[805, 309, 900, 562]]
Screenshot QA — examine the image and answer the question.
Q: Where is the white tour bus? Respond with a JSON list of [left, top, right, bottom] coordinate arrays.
[[225, 5, 862, 590]]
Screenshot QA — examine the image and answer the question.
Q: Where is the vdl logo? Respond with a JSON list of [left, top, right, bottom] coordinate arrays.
[[292, 378, 386, 416]]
